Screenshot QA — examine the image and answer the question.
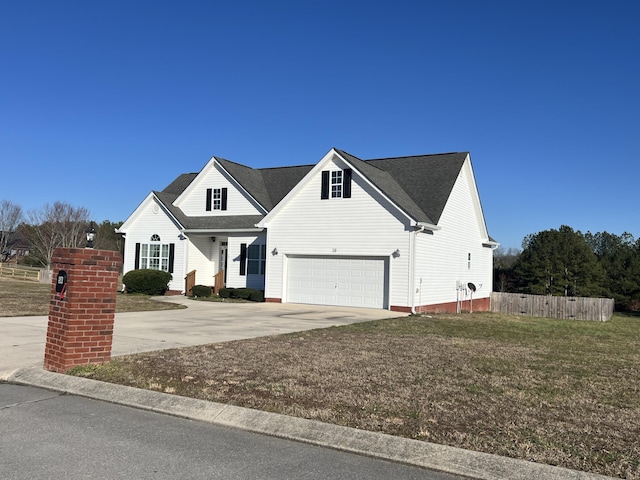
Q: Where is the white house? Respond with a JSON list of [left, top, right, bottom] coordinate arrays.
[[117, 148, 498, 313]]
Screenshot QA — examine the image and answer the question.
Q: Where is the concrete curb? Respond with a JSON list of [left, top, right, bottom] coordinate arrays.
[[5, 367, 614, 480]]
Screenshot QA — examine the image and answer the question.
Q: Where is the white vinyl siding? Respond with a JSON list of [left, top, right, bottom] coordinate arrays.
[[187, 235, 217, 286], [175, 162, 264, 216], [121, 198, 186, 292], [413, 158, 493, 307], [264, 156, 410, 308]]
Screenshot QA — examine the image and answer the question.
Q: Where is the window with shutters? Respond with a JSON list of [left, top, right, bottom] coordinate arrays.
[[331, 171, 342, 198], [206, 187, 228, 211], [139, 234, 172, 272], [247, 244, 266, 275], [321, 168, 352, 200], [213, 188, 222, 210]]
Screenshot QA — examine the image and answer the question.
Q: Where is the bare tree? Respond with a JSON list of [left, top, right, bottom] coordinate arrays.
[[0, 200, 24, 261], [24, 201, 91, 267]]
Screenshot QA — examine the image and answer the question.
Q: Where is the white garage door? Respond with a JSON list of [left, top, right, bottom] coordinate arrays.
[[286, 256, 387, 309]]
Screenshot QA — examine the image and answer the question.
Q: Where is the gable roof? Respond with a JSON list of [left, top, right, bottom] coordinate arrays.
[[215, 158, 313, 211], [259, 164, 314, 207], [215, 158, 273, 211], [364, 151, 468, 225], [162, 173, 198, 195], [154, 190, 264, 231], [152, 149, 474, 231], [336, 150, 442, 224]]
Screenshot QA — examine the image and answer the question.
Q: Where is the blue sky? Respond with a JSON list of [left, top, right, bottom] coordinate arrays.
[[1, 1, 638, 249]]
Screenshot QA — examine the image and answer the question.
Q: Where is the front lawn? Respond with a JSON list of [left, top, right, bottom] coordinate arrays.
[[0, 277, 185, 316], [70, 311, 640, 479]]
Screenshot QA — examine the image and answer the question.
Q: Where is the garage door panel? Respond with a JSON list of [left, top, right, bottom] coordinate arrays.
[[287, 256, 387, 309]]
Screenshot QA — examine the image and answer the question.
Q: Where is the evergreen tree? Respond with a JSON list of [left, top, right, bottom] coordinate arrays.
[[584, 231, 640, 310], [514, 225, 606, 297], [94, 220, 124, 253]]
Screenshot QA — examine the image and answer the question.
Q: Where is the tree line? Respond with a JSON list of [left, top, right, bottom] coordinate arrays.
[[0, 199, 123, 267], [495, 225, 640, 312]]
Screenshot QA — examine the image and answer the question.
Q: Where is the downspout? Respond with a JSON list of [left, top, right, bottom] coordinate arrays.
[[180, 229, 188, 293], [409, 225, 425, 314]]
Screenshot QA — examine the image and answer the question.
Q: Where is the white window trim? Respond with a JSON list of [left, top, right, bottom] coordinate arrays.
[[331, 170, 343, 198], [141, 235, 171, 271]]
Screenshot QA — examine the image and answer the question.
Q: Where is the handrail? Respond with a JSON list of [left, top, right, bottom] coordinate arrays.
[[184, 269, 196, 296], [213, 270, 225, 294]]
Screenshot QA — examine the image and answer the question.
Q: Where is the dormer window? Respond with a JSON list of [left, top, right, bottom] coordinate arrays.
[[331, 171, 342, 198], [321, 168, 352, 200], [206, 187, 228, 211], [213, 188, 222, 209]]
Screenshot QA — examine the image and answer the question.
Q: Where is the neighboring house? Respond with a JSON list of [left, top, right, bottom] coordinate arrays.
[[117, 148, 498, 312], [1, 230, 31, 264]]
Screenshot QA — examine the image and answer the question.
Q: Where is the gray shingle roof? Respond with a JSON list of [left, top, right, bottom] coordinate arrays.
[[154, 149, 470, 230], [162, 173, 197, 195], [336, 150, 436, 224], [181, 215, 265, 230], [214, 158, 314, 212], [259, 164, 314, 207], [155, 191, 263, 230], [216, 158, 274, 211], [364, 151, 468, 224]]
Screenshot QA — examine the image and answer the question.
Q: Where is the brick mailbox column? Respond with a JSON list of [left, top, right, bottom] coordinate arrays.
[[44, 247, 123, 373]]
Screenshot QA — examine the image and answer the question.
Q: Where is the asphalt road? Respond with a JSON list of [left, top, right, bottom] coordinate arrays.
[[0, 384, 462, 480]]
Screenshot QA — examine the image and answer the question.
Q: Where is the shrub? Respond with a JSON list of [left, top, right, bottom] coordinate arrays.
[[248, 289, 264, 302], [219, 287, 232, 298], [122, 269, 172, 295], [217, 287, 264, 302], [231, 288, 251, 300], [191, 285, 212, 298]]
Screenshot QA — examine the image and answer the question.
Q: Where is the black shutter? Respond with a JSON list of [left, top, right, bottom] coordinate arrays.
[[321, 171, 329, 199], [239, 243, 247, 276], [134, 243, 141, 269], [343, 168, 352, 198], [206, 188, 212, 211], [168, 243, 175, 273], [221, 188, 228, 211]]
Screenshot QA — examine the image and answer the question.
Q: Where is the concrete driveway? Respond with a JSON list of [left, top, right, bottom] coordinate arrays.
[[0, 297, 405, 377]]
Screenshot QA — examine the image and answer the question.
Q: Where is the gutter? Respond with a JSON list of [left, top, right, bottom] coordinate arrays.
[[416, 222, 441, 231], [182, 228, 264, 234]]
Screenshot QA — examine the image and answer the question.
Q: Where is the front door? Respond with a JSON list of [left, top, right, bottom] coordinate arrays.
[[219, 241, 228, 283]]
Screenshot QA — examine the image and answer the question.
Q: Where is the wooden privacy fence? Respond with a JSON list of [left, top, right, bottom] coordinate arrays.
[[491, 292, 614, 322]]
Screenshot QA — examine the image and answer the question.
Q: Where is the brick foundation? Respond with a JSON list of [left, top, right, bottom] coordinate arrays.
[[391, 297, 491, 314], [44, 248, 122, 373], [264, 297, 490, 312]]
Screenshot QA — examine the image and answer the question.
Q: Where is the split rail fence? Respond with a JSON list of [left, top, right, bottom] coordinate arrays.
[[491, 292, 614, 322], [0, 264, 46, 283]]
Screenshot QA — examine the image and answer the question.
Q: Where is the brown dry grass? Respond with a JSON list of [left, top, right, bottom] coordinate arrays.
[[70, 312, 640, 478], [0, 276, 185, 316]]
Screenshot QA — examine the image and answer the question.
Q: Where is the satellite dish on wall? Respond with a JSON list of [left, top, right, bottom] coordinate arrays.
[[467, 282, 476, 292]]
